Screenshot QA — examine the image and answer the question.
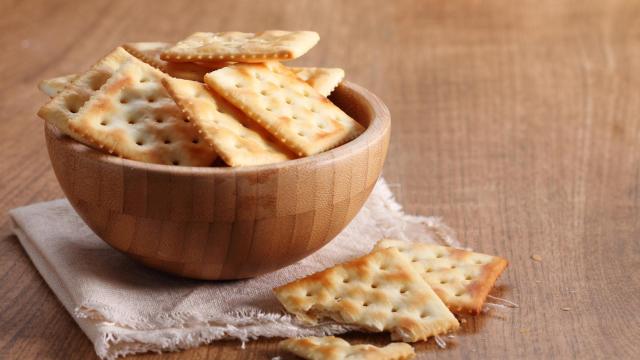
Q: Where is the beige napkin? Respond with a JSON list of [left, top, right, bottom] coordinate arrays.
[[9, 178, 458, 359]]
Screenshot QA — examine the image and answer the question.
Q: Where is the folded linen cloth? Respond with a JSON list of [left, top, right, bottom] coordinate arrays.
[[9, 178, 457, 359]]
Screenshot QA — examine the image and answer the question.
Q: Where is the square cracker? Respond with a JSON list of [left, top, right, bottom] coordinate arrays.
[[290, 67, 344, 97], [279, 336, 415, 360], [123, 42, 227, 82], [37, 47, 133, 144], [160, 30, 319, 63], [67, 58, 216, 166], [273, 247, 459, 342], [375, 239, 508, 314], [38, 74, 78, 98], [265, 61, 344, 97], [205, 63, 364, 157], [162, 76, 295, 167]]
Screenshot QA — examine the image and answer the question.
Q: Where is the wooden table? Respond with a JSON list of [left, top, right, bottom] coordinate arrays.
[[1, 0, 638, 358]]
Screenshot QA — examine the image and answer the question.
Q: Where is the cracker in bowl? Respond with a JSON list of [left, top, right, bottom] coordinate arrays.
[[160, 30, 319, 63], [265, 61, 344, 97], [66, 57, 216, 166], [205, 63, 364, 157], [38, 74, 78, 98], [123, 42, 227, 82], [37, 47, 133, 144], [162, 76, 294, 166], [289, 67, 345, 97]]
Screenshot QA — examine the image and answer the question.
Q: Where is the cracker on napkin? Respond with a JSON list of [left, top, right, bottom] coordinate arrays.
[[38, 74, 78, 98], [205, 63, 364, 156], [273, 247, 459, 342], [123, 42, 227, 82], [37, 47, 133, 143], [160, 30, 319, 63], [375, 239, 508, 314], [290, 67, 344, 97], [67, 58, 216, 166], [279, 336, 415, 360], [162, 76, 294, 166]]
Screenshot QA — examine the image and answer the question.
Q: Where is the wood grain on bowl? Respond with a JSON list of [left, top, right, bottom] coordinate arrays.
[[45, 81, 390, 280]]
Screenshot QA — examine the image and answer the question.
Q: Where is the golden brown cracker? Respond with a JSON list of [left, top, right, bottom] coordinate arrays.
[[274, 248, 459, 342], [160, 30, 319, 63], [279, 336, 415, 360], [67, 58, 216, 166], [37, 47, 133, 144], [123, 42, 227, 82], [205, 63, 364, 157], [290, 67, 344, 97], [162, 76, 294, 166], [375, 239, 508, 314], [38, 74, 78, 98]]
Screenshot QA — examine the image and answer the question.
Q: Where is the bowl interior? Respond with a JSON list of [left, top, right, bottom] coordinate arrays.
[[46, 81, 385, 174]]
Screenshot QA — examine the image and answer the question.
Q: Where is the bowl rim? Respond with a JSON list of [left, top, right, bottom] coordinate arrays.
[[45, 81, 390, 175]]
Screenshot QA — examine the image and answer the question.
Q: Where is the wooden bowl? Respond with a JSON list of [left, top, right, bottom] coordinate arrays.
[[45, 81, 390, 280]]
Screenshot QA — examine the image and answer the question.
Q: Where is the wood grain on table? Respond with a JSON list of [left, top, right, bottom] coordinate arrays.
[[1, 0, 638, 359]]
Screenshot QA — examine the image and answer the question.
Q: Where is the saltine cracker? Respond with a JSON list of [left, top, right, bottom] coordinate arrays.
[[290, 67, 344, 97], [38, 74, 78, 98], [123, 42, 226, 82], [160, 30, 319, 63], [67, 59, 216, 166], [162, 77, 294, 166], [205, 63, 364, 156], [279, 336, 415, 360], [273, 248, 459, 342], [265, 61, 343, 97], [375, 239, 508, 314], [37, 47, 133, 144]]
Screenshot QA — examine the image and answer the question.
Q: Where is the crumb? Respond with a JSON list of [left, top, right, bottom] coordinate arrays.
[[561, 307, 571, 311], [486, 295, 520, 308], [531, 254, 543, 262]]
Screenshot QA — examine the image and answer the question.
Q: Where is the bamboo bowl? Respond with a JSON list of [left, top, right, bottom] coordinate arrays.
[[45, 81, 390, 280]]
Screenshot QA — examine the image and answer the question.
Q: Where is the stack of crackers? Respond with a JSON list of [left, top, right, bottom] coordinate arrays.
[[37, 30, 364, 167], [273, 238, 508, 359]]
